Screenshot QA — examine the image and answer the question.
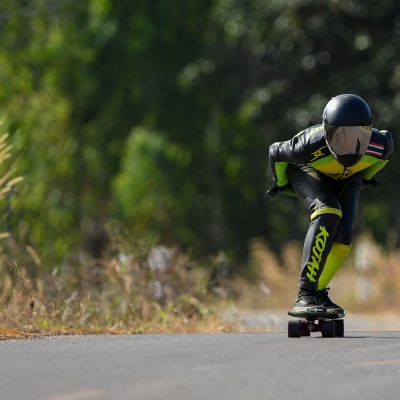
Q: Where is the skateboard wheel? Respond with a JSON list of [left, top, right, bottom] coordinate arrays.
[[288, 320, 301, 338], [334, 319, 344, 337], [321, 320, 335, 338]]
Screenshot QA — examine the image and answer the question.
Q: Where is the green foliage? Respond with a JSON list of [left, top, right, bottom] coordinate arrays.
[[113, 127, 194, 245], [0, 0, 399, 271]]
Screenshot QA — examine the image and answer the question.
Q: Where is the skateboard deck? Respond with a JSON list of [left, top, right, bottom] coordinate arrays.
[[288, 310, 346, 320]]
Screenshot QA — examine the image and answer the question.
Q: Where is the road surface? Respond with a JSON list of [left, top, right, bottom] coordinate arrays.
[[1, 331, 400, 400]]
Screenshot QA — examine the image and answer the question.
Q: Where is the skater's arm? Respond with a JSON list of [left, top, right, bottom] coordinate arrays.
[[362, 159, 389, 181], [269, 131, 307, 196], [269, 134, 306, 189]]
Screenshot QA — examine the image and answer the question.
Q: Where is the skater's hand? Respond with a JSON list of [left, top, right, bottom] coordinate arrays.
[[362, 178, 381, 189], [267, 184, 297, 197]]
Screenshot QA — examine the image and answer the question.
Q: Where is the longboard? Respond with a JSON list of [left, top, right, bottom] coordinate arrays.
[[287, 310, 346, 338]]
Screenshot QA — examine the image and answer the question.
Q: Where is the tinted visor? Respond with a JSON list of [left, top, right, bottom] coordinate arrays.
[[325, 125, 372, 157]]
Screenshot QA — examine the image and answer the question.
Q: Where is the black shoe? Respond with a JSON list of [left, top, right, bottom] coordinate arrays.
[[292, 288, 327, 313], [317, 287, 345, 315]]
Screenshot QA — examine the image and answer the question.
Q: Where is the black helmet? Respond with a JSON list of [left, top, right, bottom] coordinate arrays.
[[322, 94, 373, 167]]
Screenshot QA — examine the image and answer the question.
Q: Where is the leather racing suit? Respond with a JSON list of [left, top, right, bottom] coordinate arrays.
[[268, 124, 394, 290]]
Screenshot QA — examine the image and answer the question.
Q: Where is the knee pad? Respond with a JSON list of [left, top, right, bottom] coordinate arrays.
[[310, 207, 342, 221]]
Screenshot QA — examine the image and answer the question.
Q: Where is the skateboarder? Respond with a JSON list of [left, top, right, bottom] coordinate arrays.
[[268, 94, 394, 314]]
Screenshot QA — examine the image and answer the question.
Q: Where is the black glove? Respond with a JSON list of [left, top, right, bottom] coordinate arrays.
[[362, 178, 381, 188], [267, 184, 297, 197], [266, 186, 279, 197]]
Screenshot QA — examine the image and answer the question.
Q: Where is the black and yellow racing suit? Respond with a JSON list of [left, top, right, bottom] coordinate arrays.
[[269, 124, 394, 290]]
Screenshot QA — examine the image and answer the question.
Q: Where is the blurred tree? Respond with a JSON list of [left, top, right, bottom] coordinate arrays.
[[115, 0, 400, 257], [0, 0, 400, 271]]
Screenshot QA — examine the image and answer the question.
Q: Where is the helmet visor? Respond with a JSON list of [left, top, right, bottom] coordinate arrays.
[[325, 125, 372, 157]]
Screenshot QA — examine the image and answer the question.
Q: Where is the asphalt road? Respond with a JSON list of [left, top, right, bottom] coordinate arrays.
[[1, 332, 400, 400]]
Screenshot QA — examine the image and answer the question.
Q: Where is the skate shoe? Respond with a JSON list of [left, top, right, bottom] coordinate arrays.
[[292, 288, 327, 313], [317, 287, 345, 315]]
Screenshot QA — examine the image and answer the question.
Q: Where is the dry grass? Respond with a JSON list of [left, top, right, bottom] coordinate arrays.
[[0, 266, 234, 335], [210, 238, 301, 311], [332, 234, 400, 314], [2, 231, 399, 337], [0, 222, 238, 335]]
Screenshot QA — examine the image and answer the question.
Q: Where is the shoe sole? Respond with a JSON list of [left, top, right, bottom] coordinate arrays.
[[292, 307, 327, 313]]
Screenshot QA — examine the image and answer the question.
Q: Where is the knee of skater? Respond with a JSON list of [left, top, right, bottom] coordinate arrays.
[[334, 225, 353, 245], [309, 212, 341, 236]]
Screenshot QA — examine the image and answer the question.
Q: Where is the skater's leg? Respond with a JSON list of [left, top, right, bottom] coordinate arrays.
[[298, 213, 341, 289], [317, 175, 362, 313], [287, 165, 341, 291], [318, 174, 362, 289]]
